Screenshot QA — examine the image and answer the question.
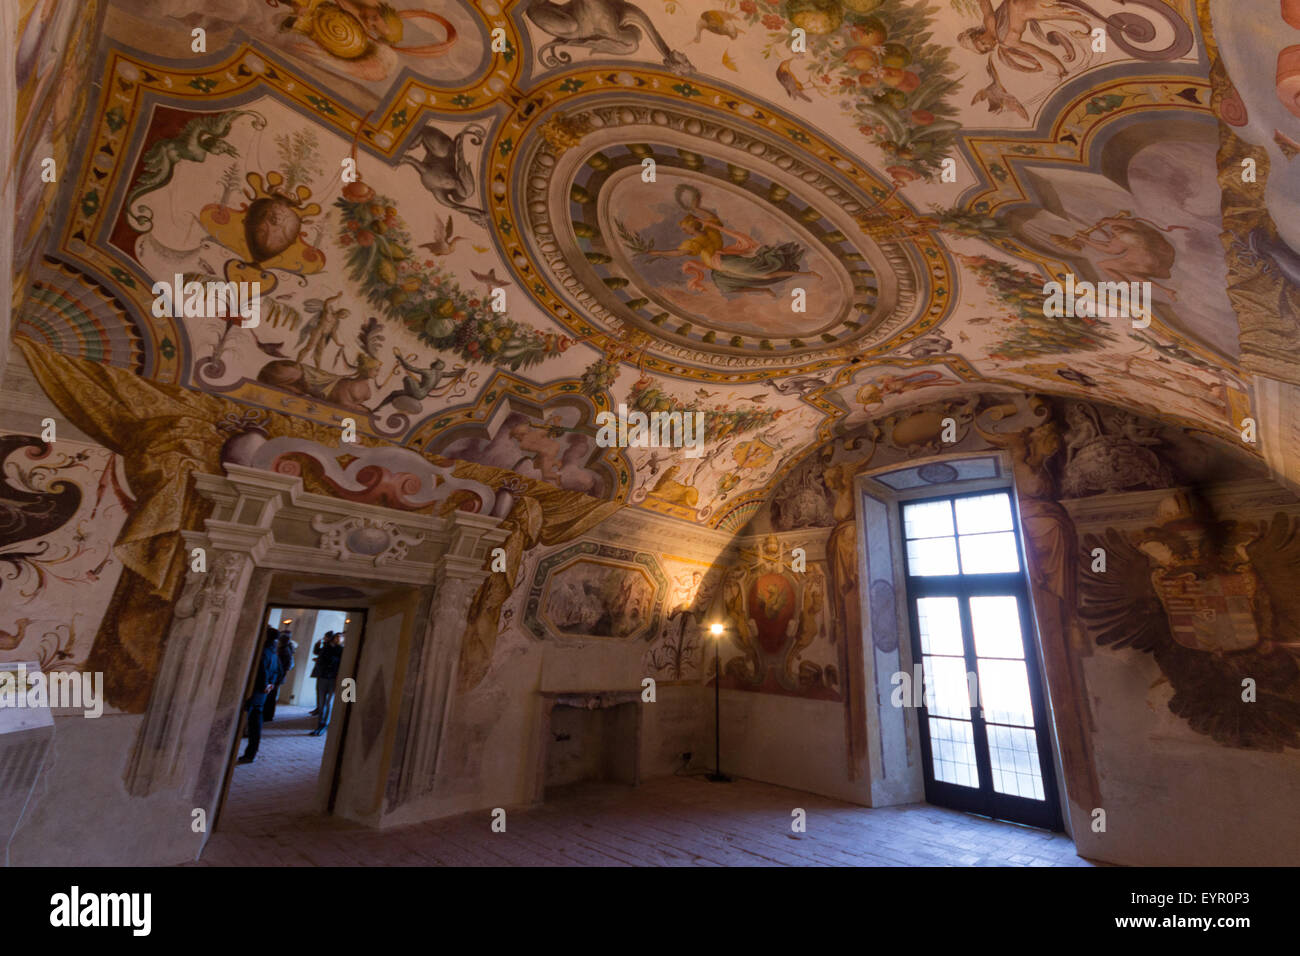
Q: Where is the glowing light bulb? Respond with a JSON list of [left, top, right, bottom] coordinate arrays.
[[710, 623, 724, 636]]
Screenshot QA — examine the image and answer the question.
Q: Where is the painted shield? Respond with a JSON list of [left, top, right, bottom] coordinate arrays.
[[748, 572, 797, 656], [1150, 568, 1262, 652]]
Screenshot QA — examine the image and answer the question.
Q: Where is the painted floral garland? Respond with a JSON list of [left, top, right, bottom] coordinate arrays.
[[731, 0, 962, 179], [960, 254, 1118, 360], [336, 193, 571, 370], [628, 375, 783, 442]]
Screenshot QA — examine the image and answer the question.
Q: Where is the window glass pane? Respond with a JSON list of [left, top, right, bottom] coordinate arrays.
[[957, 531, 1019, 573], [928, 717, 979, 789], [906, 537, 958, 576], [923, 655, 972, 719], [977, 658, 1035, 727], [969, 595, 1025, 659], [902, 499, 953, 540], [915, 597, 963, 656], [954, 493, 1014, 535], [987, 723, 1045, 800]]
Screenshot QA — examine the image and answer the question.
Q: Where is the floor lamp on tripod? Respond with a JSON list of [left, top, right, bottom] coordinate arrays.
[[707, 621, 731, 783]]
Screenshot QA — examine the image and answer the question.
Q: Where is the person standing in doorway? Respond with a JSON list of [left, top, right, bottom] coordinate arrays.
[[309, 631, 331, 716], [239, 627, 283, 764], [310, 631, 344, 737], [309, 632, 323, 717], [263, 629, 297, 722]]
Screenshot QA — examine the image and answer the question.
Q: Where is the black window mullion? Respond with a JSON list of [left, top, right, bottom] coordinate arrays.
[[959, 590, 995, 798], [900, 487, 1064, 830]]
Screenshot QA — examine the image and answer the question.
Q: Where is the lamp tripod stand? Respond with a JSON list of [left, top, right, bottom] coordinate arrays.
[[707, 622, 731, 783]]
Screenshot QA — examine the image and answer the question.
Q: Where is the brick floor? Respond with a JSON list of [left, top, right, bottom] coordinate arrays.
[[201, 705, 1092, 867]]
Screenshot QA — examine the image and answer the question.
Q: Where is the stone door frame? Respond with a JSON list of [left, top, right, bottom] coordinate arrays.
[[123, 456, 508, 856]]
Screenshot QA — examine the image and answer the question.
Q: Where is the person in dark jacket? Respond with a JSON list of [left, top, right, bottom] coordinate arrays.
[[263, 630, 297, 722], [239, 628, 283, 763], [308, 631, 329, 716], [309, 631, 344, 737]]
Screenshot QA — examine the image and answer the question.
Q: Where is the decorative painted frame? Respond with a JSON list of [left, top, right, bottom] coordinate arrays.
[[524, 540, 668, 643]]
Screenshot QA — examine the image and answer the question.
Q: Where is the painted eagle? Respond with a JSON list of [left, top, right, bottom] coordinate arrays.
[[1078, 511, 1300, 751]]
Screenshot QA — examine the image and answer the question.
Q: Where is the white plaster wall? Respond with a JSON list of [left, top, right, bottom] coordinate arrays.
[[8, 715, 205, 866], [385, 617, 711, 826], [1072, 651, 1300, 866], [396, 509, 727, 820], [711, 690, 870, 805], [640, 685, 706, 777]]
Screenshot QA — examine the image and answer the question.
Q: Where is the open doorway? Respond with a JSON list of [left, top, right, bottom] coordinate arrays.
[[205, 568, 435, 845], [261, 605, 358, 723], [209, 574, 379, 837], [214, 602, 367, 830]]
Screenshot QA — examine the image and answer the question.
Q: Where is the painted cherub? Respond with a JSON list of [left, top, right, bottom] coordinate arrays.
[[956, 0, 1091, 79], [509, 415, 569, 481]]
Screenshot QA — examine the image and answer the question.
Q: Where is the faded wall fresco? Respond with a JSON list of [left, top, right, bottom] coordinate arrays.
[[0, 432, 128, 679], [728, 388, 1300, 862]]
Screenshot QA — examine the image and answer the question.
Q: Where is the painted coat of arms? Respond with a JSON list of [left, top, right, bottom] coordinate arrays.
[[1079, 493, 1300, 750]]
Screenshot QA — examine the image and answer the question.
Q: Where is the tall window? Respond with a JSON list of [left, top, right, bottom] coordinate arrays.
[[901, 490, 1062, 830]]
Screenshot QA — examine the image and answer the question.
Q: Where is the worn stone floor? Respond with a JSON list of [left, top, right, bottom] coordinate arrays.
[[198, 705, 1092, 867]]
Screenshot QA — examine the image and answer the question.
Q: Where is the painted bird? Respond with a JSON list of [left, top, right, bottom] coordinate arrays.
[[471, 267, 512, 292], [776, 59, 812, 102], [418, 215, 467, 257], [694, 10, 739, 42], [971, 59, 1028, 122], [732, 393, 768, 404], [250, 331, 287, 357], [694, 388, 718, 399]]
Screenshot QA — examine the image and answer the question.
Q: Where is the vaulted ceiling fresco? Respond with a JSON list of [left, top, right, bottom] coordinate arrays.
[[15, 0, 1298, 530]]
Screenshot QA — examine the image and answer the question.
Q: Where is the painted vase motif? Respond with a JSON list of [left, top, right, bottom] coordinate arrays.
[[244, 194, 302, 263]]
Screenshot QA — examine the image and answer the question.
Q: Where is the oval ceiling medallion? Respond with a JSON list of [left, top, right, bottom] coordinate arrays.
[[597, 166, 854, 341], [504, 92, 943, 372]]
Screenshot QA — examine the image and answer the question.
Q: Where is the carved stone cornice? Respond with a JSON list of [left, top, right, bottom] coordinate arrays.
[[310, 514, 424, 566], [587, 504, 733, 561], [540, 690, 642, 709], [191, 465, 507, 586], [730, 528, 830, 562], [1061, 479, 1300, 530]]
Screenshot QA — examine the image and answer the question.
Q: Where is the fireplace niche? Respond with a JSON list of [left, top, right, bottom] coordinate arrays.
[[534, 690, 642, 801]]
